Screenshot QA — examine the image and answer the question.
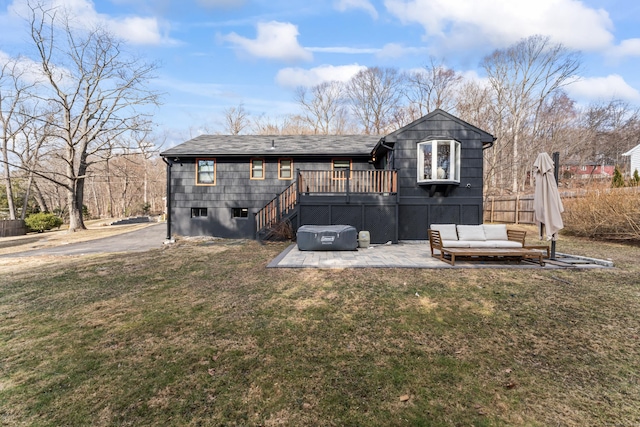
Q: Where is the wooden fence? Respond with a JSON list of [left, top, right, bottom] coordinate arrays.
[[0, 220, 27, 237], [483, 195, 535, 224], [483, 187, 640, 224]]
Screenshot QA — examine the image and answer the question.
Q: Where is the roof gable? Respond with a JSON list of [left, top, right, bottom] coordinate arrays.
[[381, 109, 495, 145], [622, 143, 640, 157]]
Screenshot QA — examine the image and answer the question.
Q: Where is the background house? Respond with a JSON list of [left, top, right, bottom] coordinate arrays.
[[562, 157, 616, 180], [623, 144, 640, 177], [160, 109, 495, 243]]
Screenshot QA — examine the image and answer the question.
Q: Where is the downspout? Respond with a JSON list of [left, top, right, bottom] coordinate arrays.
[[162, 157, 174, 242]]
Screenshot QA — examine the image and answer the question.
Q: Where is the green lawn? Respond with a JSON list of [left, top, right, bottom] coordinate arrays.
[[1, 237, 639, 426]]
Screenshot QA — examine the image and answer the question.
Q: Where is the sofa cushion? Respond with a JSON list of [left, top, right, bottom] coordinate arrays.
[[431, 224, 458, 241], [467, 241, 500, 248], [456, 225, 486, 241], [483, 224, 508, 241], [487, 240, 523, 249], [442, 240, 471, 248]]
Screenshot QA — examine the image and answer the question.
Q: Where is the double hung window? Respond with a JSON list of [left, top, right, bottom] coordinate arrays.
[[251, 159, 265, 179], [279, 159, 293, 179], [196, 159, 216, 185]]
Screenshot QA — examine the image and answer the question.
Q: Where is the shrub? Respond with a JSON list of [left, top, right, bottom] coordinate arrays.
[[611, 165, 625, 188], [25, 212, 64, 233], [563, 189, 640, 241]]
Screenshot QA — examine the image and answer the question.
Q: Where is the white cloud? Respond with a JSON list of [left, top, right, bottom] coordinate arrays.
[[609, 38, 640, 59], [376, 43, 427, 59], [223, 21, 312, 62], [7, 0, 173, 46], [110, 16, 165, 45], [0, 50, 63, 85], [308, 46, 380, 54], [566, 75, 640, 102], [275, 64, 367, 88], [335, 0, 379, 19], [384, 0, 614, 52]]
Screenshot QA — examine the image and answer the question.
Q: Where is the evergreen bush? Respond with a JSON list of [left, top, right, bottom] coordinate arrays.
[[611, 165, 625, 188], [25, 212, 64, 233]]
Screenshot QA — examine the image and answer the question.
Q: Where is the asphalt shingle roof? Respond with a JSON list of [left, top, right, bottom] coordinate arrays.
[[161, 135, 382, 157]]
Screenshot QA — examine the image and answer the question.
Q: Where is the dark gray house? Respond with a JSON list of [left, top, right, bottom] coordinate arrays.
[[160, 109, 495, 244]]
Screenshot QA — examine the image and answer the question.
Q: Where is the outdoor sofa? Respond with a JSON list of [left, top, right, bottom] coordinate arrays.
[[427, 224, 545, 266]]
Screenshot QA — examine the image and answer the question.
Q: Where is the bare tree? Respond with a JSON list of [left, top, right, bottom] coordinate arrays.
[[250, 114, 286, 135], [15, 113, 55, 219], [295, 81, 348, 134], [578, 100, 640, 173], [454, 80, 507, 194], [223, 103, 249, 135], [481, 35, 582, 192], [25, 4, 161, 231], [405, 57, 461, 118], [250, 114, 315, 135], [345, 67, 405, 134], [532, 91, 578, 155], [0, 57, 37, 219]]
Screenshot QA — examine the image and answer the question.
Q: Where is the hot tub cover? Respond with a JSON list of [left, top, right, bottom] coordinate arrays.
[[297, 225, 358, 251]]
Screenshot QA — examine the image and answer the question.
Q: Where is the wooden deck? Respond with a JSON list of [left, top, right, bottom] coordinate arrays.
[[256, 169, 397, 234]]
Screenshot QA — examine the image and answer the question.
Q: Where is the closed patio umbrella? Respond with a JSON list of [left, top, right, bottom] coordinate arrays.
[[533, 153, 564, 255]]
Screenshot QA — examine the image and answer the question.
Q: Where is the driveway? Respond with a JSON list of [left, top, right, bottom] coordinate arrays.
[[1, 223, 167, 257]]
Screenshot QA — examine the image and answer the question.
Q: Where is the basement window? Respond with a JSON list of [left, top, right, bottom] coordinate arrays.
[[232, 208, 249, 218], [417, 139, 460, 184], [191, 207, 207, 218]]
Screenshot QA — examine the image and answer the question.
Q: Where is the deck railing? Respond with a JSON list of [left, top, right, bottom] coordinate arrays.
[[298, 169, 397, 194], [255, 181, 298, 232], [255, 169, 397, 235]]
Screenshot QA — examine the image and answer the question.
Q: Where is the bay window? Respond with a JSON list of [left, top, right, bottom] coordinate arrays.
[[417, 139, 460, 184]]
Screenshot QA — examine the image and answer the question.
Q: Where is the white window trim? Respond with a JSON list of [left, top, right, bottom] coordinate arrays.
[[417, 139, 461, 184]]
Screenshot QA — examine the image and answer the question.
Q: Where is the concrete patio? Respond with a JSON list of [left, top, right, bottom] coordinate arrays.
[[267, 241, 612, 269]]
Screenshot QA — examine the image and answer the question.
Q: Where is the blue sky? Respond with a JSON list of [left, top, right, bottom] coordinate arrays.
[[1, 0, 640, 146]]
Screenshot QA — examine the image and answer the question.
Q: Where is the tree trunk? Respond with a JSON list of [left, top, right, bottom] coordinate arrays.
[[2, 146, 17, 220], [20, 173, 35, 220], [32, 180, 49, 213], [106, 158, 114, 217], [67, 177, 87, 232], [511, 124, 520, 193], [90, 177, 101, 218]]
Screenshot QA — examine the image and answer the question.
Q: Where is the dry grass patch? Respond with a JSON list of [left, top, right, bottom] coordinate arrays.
[[0, 238, 639, 426]]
